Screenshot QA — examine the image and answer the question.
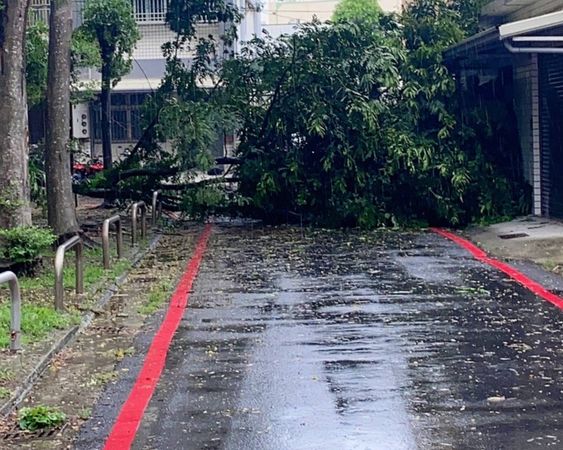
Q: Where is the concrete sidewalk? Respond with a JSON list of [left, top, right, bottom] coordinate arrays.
[[467, 216, 563, 272]]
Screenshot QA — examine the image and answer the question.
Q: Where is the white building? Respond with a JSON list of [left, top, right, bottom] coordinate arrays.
[[264, 0, 407, 34], [30, 0, 261, 161]]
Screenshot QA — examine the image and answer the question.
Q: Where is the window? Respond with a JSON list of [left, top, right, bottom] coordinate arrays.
[[29, 0, 50, 25], [92, 93, 149, 143], [132, 0, 167, 23]]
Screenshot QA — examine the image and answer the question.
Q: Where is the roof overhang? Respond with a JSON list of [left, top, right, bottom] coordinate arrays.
[[446, 9, 563, 62], [499, 9, 563, 39]]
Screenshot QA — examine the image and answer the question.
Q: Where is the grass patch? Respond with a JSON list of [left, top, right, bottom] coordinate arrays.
[[138, 281, 171, 316], [0, 368, 14, 383], [0, 246, 131, 347], [88, 370, 118, 386], [17, 248, 131, 292], [0, 304, 78, 348], [0, 387, 10, 399], [18, 405, 66, 431]]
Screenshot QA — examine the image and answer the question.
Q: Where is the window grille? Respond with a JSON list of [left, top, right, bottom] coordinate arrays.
[[92, 93, 150, 143], [133, 0, 167, 23], [29, 0, 50, 25]]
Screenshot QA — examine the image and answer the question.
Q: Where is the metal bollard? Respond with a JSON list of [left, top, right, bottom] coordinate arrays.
[[152, 190, 161, 227], [0, 271, 22, 352], [102, 215, 123, 269], [54, 235, 84, 312], [131, 201, 147, 246]]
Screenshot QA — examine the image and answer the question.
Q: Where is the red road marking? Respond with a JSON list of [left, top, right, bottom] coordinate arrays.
[[431, 227, 563, 310], [103, 224, 213, 450]]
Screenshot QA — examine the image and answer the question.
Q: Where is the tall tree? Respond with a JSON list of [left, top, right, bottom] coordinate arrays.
[[81, 0, 139, 170], [45, 0, 79, 237], [332, 0, 382, 24], [0, 0, 33, 228]]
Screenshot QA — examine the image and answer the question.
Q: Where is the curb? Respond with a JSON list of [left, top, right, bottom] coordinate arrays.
[[0, 233, 163, 418], [431, 227, 563, 311]]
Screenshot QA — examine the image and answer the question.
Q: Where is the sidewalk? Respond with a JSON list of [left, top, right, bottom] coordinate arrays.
[[467, 216, 563, 267], [465, 216, 563, 292]]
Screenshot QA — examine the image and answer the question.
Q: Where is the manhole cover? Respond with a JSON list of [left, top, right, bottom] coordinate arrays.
[[1, 423, 67, 442], [499, 233, 529, 240]]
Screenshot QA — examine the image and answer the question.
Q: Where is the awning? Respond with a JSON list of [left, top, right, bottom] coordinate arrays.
[[499, 10, 563, 40], [445, 9, 563, 62]]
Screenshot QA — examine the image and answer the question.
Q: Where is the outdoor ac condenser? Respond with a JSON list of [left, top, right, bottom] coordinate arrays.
[[71, 103, 90, 139]]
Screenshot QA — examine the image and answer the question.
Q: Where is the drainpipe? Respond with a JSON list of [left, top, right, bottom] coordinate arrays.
[[503, 40, 563, 54]]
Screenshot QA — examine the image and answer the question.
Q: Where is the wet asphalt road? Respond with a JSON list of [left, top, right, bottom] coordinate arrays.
[[77, 226, 563, 449]]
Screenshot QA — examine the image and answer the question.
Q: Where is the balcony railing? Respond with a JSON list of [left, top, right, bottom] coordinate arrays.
[[132, 0, 167, 23], [29, 0, 167, 26], [29, 0, 50, 25]]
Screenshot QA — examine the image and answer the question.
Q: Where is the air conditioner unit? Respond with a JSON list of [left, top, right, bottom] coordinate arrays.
[[72, 103, 90, 139]]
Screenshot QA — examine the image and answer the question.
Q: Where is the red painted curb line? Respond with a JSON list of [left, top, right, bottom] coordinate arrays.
[[431, 227, 563, 310], [103, 224, 213, 450]]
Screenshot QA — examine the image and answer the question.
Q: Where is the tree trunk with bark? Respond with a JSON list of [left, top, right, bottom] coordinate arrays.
[[100, 58, 112, 170], [0, 0, 33, 228], [45, 0, 79, 236]]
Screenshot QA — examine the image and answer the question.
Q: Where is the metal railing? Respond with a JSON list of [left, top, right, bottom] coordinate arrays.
[[131, 201, 147, 246], [102, 215, 123, 269], [0, 271, 22, 352], [152, 190, 162, 227], [54, 235, 84, 311], [132, 0, 167, 23]]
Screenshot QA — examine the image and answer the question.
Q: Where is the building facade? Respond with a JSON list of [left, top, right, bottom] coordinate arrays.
[[30, 0, 261, 161], [447, 0, 563, 218], [264, 0, 407, 28]]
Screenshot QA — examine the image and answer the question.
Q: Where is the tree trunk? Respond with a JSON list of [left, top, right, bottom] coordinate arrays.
[[0, 0, 33, 228], [100, 62, 112, 170], [45, 0, 79, 237]]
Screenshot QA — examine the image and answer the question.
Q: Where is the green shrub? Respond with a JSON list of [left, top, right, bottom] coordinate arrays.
[[18, 406, 66, 431], [0, 226, 55, 264], [181, 185, 226, 220]]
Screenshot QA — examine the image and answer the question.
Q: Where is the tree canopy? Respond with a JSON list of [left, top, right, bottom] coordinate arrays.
[[76, 0, 528, 228], [332, 0, 382, 25]]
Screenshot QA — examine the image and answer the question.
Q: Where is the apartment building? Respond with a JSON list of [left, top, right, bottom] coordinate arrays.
[[446, 0, 563, 219], [29, 0, 261, 160]]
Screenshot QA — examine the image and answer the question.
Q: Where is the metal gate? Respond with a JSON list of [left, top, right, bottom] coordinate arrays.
[[539, 54, 563, 218]]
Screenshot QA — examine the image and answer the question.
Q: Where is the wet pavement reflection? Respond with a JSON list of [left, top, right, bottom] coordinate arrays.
[[122, 227, 562, 449]]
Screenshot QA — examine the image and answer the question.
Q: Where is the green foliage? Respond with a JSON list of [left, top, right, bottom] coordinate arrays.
[[25, 23, 103, 107], [29, 144, 47, 208], [18, 406, 66, 431], [217, 0, 526, 228], [223, 21, 407, 227], [81, 0, 140, 87], [181, 185, 227, 220], [0, 227, 55, 264], [26, 22, 49, 107], [0, 305, 76, 347], [138, 280, 171, 315], [84, 0, 241, 202], [332, 0, 382, 25]]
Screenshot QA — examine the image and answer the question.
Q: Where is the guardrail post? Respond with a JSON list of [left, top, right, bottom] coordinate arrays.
[[152, 190, 161, 227], [131, 201, 147, 246], [54, 235, 84, 312], [102, 215, 123, 269], [0, 271, 22, 352]]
